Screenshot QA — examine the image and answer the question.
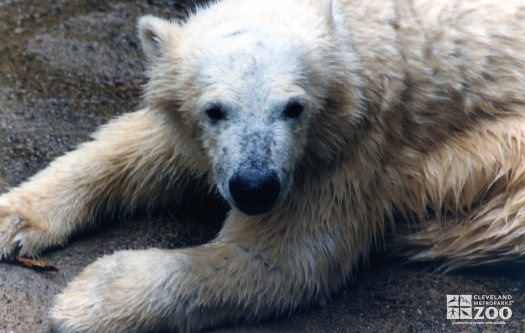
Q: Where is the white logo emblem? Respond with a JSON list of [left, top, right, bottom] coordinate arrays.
[[446, 294, 514, 324]]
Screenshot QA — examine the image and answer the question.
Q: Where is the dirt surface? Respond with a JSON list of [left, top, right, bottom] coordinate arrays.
[[0, 1, 523, 333]]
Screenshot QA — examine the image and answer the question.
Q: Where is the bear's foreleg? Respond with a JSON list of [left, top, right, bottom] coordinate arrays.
[[0, 109, 194, 258], [49, 198, 372, 333]]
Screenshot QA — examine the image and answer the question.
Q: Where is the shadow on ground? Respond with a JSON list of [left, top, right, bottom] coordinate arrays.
[[0, 1, 523, 332]]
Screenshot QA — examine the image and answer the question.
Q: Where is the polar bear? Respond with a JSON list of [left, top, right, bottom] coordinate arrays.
[[0, 0, 524, 332]]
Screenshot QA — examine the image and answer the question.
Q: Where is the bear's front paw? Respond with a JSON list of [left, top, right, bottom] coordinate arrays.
[[50, 254, 118, 333], [0, 210, 47, 259], [50, 249, 188, 333]]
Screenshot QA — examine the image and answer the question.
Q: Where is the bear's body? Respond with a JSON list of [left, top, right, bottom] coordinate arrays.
[[0, 0, 524, 332]]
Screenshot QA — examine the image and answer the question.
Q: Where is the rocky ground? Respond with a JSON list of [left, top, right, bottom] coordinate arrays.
[[0, 1, 523, 332]]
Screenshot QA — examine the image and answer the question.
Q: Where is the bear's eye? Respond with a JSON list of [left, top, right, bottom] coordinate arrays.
[[283, 101, 304, 119], [205, 105, 226, 121]]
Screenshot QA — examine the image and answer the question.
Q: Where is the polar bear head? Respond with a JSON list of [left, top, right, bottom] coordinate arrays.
[[138, 0, 362, 216]]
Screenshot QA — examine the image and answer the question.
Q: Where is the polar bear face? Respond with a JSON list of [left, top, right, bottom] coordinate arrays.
[[189, 31, 317, 216], [138, 6, 334, 215]]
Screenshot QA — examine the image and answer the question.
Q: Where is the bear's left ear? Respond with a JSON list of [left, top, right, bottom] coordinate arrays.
[[138, 15, 181, 63]]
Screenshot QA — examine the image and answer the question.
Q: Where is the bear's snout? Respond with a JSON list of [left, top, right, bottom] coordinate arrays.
[[229, 168, 281, 215]]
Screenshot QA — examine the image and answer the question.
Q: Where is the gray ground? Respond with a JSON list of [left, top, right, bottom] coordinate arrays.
[[0, 1, 523, 332]]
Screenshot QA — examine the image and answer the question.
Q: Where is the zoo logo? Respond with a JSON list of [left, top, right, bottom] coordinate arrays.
[[446, 294, 513, 321]]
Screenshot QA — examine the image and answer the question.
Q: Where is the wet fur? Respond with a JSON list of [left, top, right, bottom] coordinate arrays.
[[0, 0, 524, 332]]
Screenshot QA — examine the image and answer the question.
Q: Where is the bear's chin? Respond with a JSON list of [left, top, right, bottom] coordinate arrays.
[[233, 203, 275, 216]]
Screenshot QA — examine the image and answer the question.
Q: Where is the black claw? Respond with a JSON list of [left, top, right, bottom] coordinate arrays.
[[10, 240, 22, 259]]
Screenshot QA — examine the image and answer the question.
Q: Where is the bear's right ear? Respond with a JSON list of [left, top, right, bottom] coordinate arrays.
[[138, 15, 180, 63]]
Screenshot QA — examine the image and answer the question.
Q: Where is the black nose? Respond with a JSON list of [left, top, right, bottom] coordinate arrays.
[[229, 169, 281, 215]]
